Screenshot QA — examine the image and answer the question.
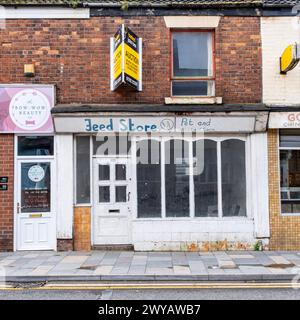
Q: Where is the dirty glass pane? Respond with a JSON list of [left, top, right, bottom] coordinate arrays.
[[21, 162, 51, 213], [137, 140, 161, 218], [18, 136, 54, 156], [116, 164, 126, 181], [173, 32, 213, 77], [99, 165, 110, 181], [172, 81, 212, 96], [76, 136, 90, 204], [193, 140, 218, 217], [165, 139, 190, 217], [280, 149, 300, 214], [99, 186, 110, 203], [116, 186, 127, 203], [221, 139, 246, 217], [280, 130, 300, 148]]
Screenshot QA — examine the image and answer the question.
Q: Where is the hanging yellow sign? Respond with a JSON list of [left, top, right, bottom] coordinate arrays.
[[110, 24, 142, 91], [280, 43, 300, 74]]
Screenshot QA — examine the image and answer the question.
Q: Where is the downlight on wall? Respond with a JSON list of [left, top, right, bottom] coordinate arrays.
[[24, 64, 35, 77]]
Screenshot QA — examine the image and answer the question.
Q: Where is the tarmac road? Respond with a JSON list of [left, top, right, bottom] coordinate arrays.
[[1, 282, 300, 300]]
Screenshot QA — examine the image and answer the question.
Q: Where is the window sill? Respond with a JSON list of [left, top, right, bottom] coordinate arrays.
[[165, 96, 223, 105]]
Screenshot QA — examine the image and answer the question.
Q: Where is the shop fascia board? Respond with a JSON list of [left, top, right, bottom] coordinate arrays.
[[51, 111, 269, 133]]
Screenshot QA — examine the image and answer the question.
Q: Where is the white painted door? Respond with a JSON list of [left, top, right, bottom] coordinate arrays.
[[16, 160, 56, 250], [93, 158, 131, 245]]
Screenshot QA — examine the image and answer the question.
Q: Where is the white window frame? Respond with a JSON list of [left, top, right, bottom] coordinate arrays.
[[132, 134, 250, 221]]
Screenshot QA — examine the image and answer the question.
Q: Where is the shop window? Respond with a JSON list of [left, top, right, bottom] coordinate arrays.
[[165, 139, 190, 217], [136, 137, 247, 219], [280, 130, 300, 214], [76, 136, 91, 204], [171, 31, 214, 96], [18, 136, 54, 156], [193, 140, 218, 217], [137, 140, 162, 218], [221, 139, 246, 217]]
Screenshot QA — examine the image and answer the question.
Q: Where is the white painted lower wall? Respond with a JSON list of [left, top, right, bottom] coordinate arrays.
[[132, 219, 255, 251], [56, 134, 74, 239], [250, 132, 270, 238]]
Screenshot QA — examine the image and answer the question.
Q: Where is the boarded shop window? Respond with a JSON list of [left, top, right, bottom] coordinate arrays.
[[76, 136, 90, 204], [171, 31, 214, 96], [280, 130, 300, 214]]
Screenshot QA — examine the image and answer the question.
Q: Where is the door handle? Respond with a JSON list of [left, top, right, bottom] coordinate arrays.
[[17, 202, 20, 214], [127, 192, 131, 202]]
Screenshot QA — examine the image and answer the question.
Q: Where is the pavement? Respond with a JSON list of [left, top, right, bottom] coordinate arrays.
[[0, 250, 300, 282]]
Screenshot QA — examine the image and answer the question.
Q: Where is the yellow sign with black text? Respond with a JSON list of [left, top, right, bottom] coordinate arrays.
[[111, 25, 142, 91]]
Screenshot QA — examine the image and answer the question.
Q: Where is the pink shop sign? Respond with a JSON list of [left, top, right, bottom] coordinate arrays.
[[0, 85, 55, 133]]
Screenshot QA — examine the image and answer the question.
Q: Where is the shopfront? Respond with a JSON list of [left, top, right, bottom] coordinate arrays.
[[53, 108, 270, 251], [268, 111, 300, 250], [0, 85, 56, 251]]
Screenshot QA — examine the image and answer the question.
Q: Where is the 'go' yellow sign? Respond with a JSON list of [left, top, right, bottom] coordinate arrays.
[[280, 43, 300, 74]]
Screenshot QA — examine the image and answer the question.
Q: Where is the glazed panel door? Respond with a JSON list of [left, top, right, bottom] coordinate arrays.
[[93, 158, 131, 245], [16, 160, 55, 250]]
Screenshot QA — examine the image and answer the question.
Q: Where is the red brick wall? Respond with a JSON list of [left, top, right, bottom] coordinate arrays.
[[0, 134, 14, 252], [0, 16, 261, 104]]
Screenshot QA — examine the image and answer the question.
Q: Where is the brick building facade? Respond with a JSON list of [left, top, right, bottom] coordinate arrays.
[[262, 1, 300, 250], [0, 134, 14, 251], [0, 0, 298, 252], [0, 16, 261, 104]]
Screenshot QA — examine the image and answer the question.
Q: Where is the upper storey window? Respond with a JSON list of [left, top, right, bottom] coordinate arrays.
[[171, 31, 215, 97]]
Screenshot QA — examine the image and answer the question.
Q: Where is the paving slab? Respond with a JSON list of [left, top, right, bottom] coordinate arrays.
[[0, 250, 300, 282], [239, 266, 272, 274], [218, 259, 237, 269], [173, 266, 191, 275], [128, 266, 146, 275], [269, 255, 292, 265], [93, 266, 114, 275]]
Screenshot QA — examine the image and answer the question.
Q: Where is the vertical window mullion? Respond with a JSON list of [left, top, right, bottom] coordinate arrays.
[[161, 138, 166, 218], [111, 162, 115, 204], [132, 137, 138, 219], [189, 140, 195, 218], [217, 140, 223, 218]]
